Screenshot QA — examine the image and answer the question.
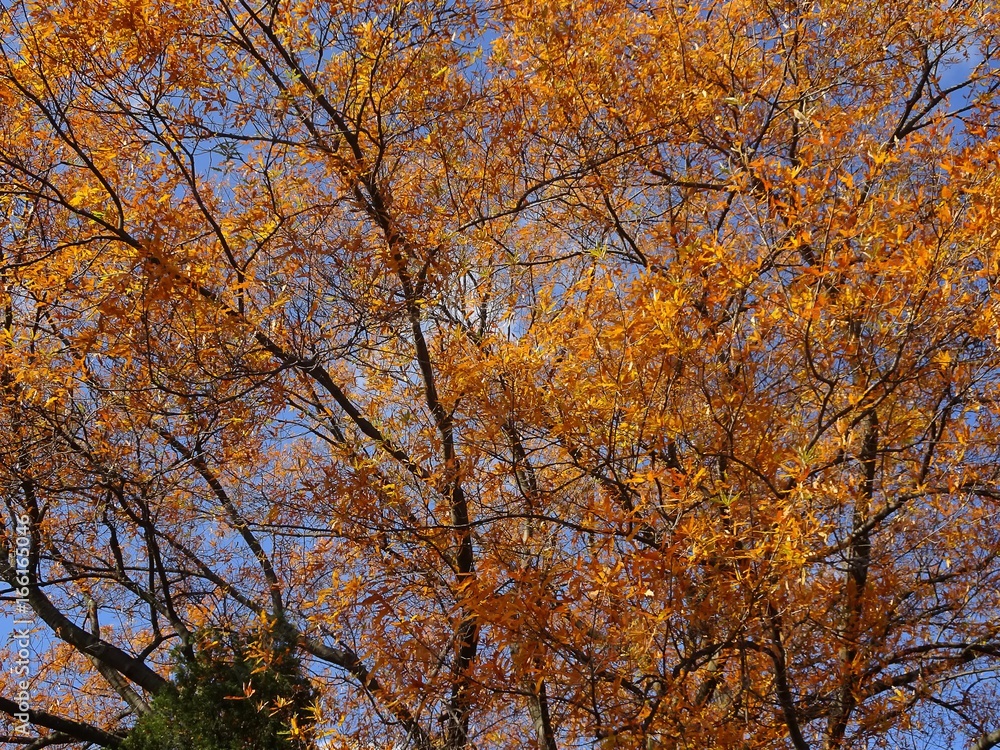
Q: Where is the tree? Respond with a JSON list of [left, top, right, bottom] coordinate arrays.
[[0, 0, 998, 747], [121, 625, 318, 750]]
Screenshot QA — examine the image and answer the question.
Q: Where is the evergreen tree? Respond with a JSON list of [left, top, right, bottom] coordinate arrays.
[[123, 631, 317, 750]]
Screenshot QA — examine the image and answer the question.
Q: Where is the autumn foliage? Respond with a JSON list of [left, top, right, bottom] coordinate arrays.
[[0, 0, 1000, 747]]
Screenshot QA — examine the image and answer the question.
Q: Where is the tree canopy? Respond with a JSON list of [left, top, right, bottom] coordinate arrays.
[[1, 0, 999, 748], [121, 626, 318, 750]]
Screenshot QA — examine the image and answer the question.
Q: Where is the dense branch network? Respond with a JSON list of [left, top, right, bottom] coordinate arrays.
[[0, 0, 998, 749]]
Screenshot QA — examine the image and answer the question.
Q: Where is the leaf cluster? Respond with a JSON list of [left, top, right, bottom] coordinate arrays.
[[121, 631, 318, 750]]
